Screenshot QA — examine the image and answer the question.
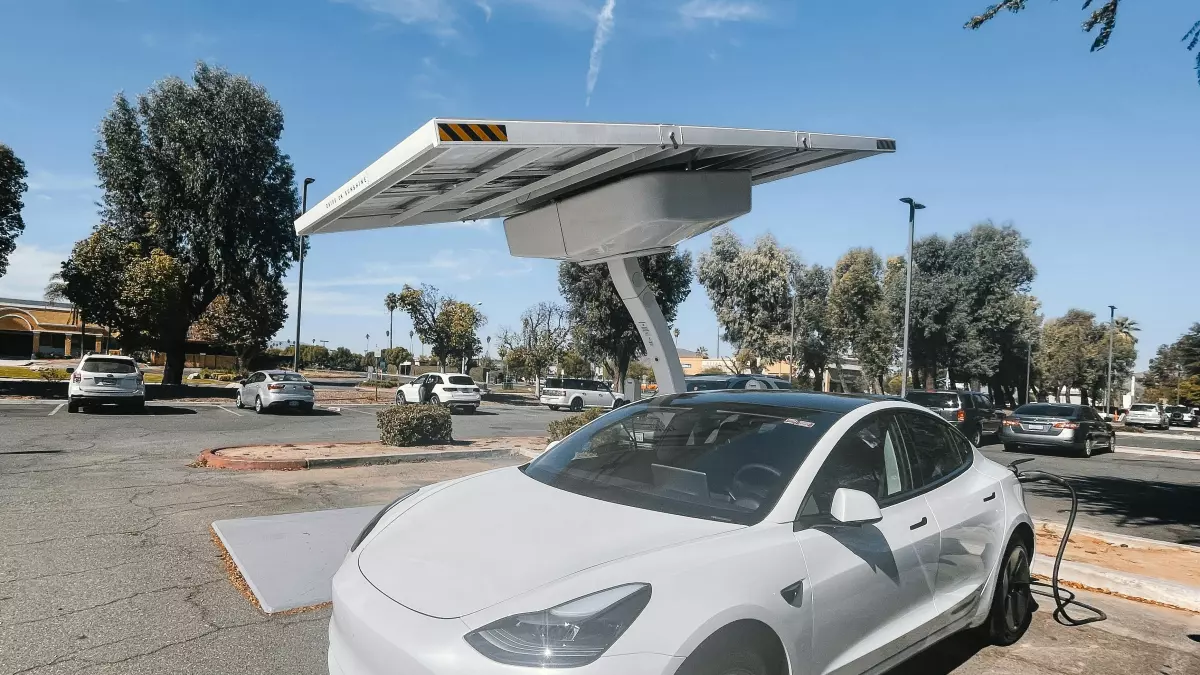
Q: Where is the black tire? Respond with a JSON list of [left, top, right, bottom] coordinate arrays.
[[132, 398, 145, 413], [677, 628, 777, 675], [969, 425, 983, 447], [67, 399, 79, 414], [430, 394, 441, 406], [548, 405, 560, 411], [1108, 433, 1117, 454], [301, 402, 314, 414], [1081, 437, 1094, 458], [569, 397, 584, 412], [1003, 444, 1018, 452], [979, 536, 1034, 646], [396, 391, 406, 405], [235, 393, 245, 409], [254, 396, 264, 414]]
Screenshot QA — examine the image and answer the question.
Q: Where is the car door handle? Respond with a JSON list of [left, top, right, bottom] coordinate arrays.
[[983, 492, 996, 502], [909, 517, 928, 530]]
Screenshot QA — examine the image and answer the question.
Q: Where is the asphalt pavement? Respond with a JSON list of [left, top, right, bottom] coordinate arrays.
[[1, 400, 1197, 674]]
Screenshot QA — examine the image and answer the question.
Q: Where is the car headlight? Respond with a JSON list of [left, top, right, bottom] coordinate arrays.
[[464, 583, 651, 668], [349, 488, 417, 552]]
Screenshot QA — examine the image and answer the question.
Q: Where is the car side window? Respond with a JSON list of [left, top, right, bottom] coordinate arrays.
[[798, 413, 913, 517], [961, 394, 974, 409], [975, 394, 992, 410], [897, 412, 971, 488], [252, 372, 266, 383]]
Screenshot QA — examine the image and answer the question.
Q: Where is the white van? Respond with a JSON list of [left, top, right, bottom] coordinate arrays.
[[540, 378, 627, 412]]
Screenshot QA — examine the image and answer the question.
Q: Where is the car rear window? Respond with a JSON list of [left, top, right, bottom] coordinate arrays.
[[905, 392, 959, 409], [448, 375, 474, 386], [545, 378, 563, 388], [80, 358, 137, 374], [686, 378, 732, 391], [1014, 404, 1078, 417], [270, 373, 307, 382], [1130, 404, 1157, 412]]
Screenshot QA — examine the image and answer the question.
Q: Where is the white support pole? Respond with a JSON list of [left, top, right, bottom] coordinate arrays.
[[607, 257, 687, 396]]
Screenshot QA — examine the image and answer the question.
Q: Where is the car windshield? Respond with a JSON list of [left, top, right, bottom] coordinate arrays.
[[1014, 404, 1078, 417], [1130, 404, 1157, 412], [905, 392, 959, 409], [269, 373, 307, 382], [524, 397, 841, 525], [448, 375, 474, 386], [686, 378, 732, 391], [80, 358, 137, 374]]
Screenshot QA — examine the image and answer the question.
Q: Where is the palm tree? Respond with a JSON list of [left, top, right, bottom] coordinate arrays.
[[384, 292, 401, 353], [1113, 316, 1140, 343]]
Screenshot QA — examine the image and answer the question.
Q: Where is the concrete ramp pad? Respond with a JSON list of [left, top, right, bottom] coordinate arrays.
[[212, 506, 378, 613]]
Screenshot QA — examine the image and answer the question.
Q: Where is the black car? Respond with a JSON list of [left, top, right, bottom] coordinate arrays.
[[903, 390, 1004, 447], [999, 403, 1115, 458], [684, 374, 789, 392]]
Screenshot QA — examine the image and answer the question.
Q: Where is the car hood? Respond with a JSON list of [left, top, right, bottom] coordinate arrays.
[[357, 467, 737, 619]]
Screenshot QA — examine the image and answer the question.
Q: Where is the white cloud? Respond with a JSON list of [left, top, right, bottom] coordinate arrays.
[[0, 245, 67, 300], [24, 170, 97, 194], [332, 0, 595, 36], [586, 0, 617, 106], [303, 247, 530, 289], [475, 0, 492, 20], [679, 0, 765, 24]]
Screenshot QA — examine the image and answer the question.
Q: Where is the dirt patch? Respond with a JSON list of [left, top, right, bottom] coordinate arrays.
[[316, 387, 395, 403], [1036, 523, 1200, 589], [214, 437, 547, 461]]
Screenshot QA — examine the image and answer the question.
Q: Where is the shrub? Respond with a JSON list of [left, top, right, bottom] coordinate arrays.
[[377, 404, 453, 447], [38, 368, 69, 382], [547, 407, 607, 441]]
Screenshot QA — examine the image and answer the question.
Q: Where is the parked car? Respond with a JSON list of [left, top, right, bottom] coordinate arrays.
[[540, 378, 628, 411], [1165, 405, 1197, 428], [684, 374, 788, 391], [66, 354, 145, 413], [236, 370, 315, 413], [1125, 402, 1170, 429], [331, 392, 1035, 675], [395, 372, 480, 413], [903, 390, 1004, 447], [1000, 402, 1115, 457]]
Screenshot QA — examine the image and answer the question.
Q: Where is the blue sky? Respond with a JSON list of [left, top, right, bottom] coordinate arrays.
[[1, 0, 1196, 368]]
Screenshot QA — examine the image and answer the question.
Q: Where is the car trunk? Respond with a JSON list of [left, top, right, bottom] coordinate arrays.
[[81, 371, 139, 391], [1010, 414, 1070, 436]]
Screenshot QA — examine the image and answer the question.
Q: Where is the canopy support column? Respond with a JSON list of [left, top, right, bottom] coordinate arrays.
[[607, 256, 687, 396]]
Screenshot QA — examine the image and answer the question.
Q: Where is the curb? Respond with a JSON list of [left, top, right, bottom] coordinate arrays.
[[196, 442, 517, 471], [1031, 554, 1200, 613], [1035, 519, 1200, 554], [1114, 446, 1200, 461]]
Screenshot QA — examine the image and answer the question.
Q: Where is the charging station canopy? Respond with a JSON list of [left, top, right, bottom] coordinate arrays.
[[295, 119, 896, 393]]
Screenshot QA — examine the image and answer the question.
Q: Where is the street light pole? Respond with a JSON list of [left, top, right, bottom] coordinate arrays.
[[293, 177, 315, 372], [1104, 304, 1116, 414], [1025, 340, 1032, 405], [898, 198, 924, 397], [789, 264, 797, 386]]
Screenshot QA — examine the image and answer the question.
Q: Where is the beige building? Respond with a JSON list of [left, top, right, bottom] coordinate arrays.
[[0, 297, 110, 359]]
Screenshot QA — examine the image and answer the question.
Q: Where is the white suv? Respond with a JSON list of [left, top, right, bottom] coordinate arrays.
[[540, 378, 627, 412], [396, 373, 481, 413], [67, 354, 146, 413]]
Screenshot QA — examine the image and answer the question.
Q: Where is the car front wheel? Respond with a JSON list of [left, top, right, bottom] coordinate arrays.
[[254, 396, 264, 414]]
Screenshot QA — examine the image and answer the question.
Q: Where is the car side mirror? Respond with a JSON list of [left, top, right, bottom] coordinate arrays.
[[829, 488, 883, 526], [238, 379, 247, 386]]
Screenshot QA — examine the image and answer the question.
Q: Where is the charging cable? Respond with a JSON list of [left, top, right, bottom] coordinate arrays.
[[1009, 459, 1107, 626]]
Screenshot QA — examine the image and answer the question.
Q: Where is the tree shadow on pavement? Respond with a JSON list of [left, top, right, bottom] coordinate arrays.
[[883, 632, 984, 675], [83, 405, 197, 416], [1022, 473, 1200, 545]]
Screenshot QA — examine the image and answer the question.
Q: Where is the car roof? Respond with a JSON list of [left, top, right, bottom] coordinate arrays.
[[684, 374, 762, 380], [651, 389, 896, 413], [81, 353, 134, 361]]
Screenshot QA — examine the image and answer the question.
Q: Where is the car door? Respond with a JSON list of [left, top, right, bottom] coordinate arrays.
[[581, 381, 601, 407], [975, 394, 1001, 435], [402, 375, 424, 403], [243, 372, 264, 404], [793, 411, 941, 675], [896, 411, 1003, 627]]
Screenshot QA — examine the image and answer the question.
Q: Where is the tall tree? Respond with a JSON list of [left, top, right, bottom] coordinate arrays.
[[793, 263, 834, 389], [385, 292, 401, 352], [883, 234, 962, 389], [397, 284, 485, 371], [827, 248, 892, 393], [195, 280, 288, 371], [967, 1, 1200, 84], [697, 230, 798, 372], [558, 250, 692, 392], [0, 143, 28, 279], [496, 302, 570, 393], [59, 225, 129, 343], [89, 62, 299, 383]]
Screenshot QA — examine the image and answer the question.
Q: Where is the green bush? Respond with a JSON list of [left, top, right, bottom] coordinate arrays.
[[38, 368, 69, 382], [547, 407, 607, 441], [377, 404, 453, 447]]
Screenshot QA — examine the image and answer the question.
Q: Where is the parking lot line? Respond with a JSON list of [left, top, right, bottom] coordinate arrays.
[[216, 405, 243, 417], [48, 403, 64, 416]]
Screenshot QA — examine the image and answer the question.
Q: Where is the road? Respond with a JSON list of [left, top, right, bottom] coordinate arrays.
[[0, 400, 1197, 674]]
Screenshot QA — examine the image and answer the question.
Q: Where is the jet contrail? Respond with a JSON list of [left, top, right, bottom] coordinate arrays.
[[586, 0, 617, 106]]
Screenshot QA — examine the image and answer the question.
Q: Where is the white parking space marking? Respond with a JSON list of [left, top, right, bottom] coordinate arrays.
[[346, 407, 379, 416], [217, 405, 243, 417], [48, 403, 64, 416]]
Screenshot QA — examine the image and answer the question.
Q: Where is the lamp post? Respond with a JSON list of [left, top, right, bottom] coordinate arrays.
[[898, 197, 925, 397], [1104, 305, 1116, 414], [1025, 340, 1032, 405], [789, 263, 797, 386], [293, 177, 315, 372]]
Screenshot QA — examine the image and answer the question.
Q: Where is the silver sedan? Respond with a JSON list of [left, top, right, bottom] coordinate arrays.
[[236, 370, 315, 413]]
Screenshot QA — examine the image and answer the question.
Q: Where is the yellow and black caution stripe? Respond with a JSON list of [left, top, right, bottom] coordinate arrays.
[[437, 122, 508, 142]]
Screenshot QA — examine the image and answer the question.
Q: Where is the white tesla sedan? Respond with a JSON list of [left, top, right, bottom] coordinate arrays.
[[329, 391, 1035, 675]]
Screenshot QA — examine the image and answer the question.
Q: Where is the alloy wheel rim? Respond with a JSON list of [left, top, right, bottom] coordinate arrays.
[[1085, 438, 1093, 456], [1001, 547, 1031, 633]]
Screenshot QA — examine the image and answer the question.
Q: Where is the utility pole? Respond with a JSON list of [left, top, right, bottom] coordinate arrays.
[[898, 197, 924, 397], [789, 263, 797, 386], [1104, 305, 1116, 415], [293, 177, 315, 372], [1025, 341, 1032, 405]]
